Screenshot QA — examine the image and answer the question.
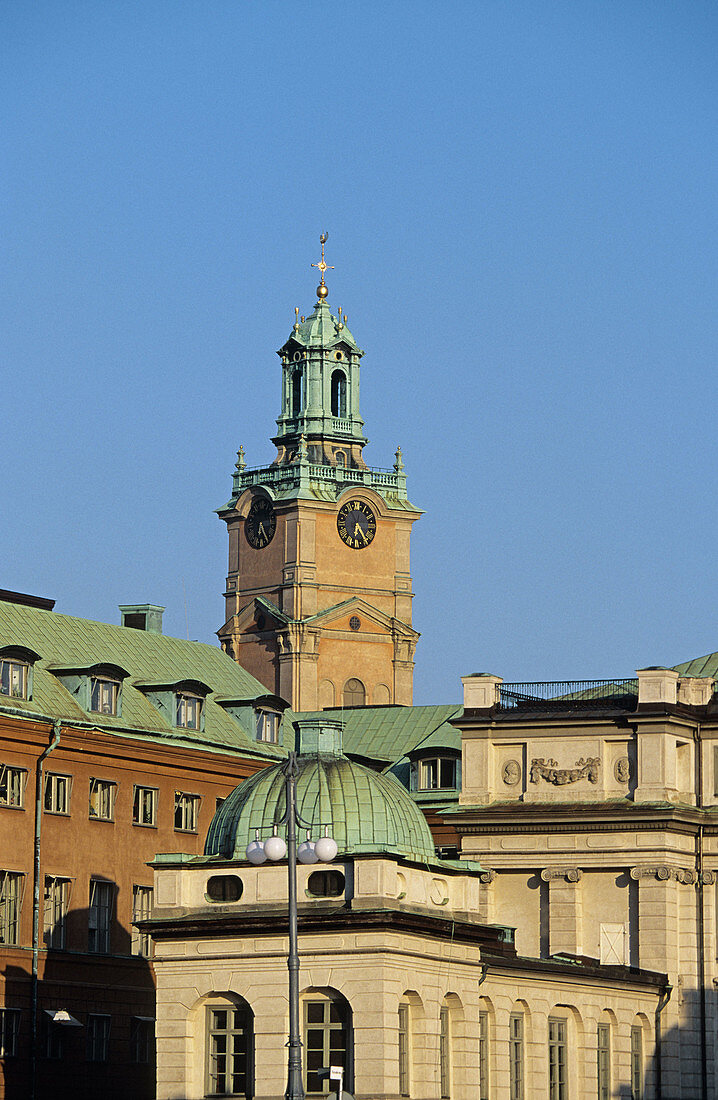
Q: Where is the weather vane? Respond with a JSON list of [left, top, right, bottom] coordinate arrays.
[[311, 232, 333, 299]]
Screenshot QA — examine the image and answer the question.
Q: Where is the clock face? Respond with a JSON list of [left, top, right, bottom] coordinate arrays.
[[337, 499, 377, 549], [245, 497, 276, 549]]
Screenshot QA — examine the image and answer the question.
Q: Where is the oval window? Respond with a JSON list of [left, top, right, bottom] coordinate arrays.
[[307, 870, 345, 898], [206, 875, 243, 902]]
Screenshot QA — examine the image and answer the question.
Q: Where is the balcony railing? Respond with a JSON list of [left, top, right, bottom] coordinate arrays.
[[229, 460, 407, 499], [497, 679, 639, 711]]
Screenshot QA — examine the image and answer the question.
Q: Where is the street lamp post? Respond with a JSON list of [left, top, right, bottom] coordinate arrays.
[[246, 751, 338, 1100]]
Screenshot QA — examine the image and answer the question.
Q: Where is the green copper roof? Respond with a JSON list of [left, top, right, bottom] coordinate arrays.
[[205, 743, 437, 863], [295, 704, 462, 765], [282, 299, 361, 353], [673, 651, 718, 678], [0, 599, 282, 760]]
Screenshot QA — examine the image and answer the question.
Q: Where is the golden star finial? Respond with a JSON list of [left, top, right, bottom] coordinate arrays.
[[311, 232, 334, 299]]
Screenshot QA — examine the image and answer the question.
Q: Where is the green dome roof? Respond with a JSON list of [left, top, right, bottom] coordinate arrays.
[[283, 299, 361, 353], [205, 743, 437, 864]]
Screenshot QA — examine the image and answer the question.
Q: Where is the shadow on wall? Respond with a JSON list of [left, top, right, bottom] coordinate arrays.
[[1, 902, 155, 1100]]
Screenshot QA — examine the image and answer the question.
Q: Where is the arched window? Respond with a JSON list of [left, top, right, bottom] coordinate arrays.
[[303, 991, 353, 1095], [292, 368, 304, 417], [331, 370, 347, 418], [343, 678, 366, 707], [205, 999, 254, 1098]]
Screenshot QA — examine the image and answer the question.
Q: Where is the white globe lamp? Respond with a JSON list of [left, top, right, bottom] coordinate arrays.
[[314, 835, 338, 863], [297, 839, 319, 864], [246, 840, 267, 865], [264, 833, 287, 861]]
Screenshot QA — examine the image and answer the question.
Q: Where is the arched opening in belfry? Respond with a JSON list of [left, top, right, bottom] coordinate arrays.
[[331, 370, 347, 418], [291, 368, 304, 417]]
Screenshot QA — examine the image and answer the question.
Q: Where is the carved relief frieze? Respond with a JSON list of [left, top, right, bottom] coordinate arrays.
[[530, 757, 600, 785], [630, 865, 697, 884], [540, 867, 583, 883]]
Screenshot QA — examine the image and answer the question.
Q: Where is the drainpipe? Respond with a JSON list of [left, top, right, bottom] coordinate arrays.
[[30, 719, 61, 1100], [655, 983, 672, 1100]]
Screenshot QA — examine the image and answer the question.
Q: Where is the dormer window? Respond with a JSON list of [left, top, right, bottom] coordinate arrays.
[[256, 709, 280, 744], [0, 647, 39, 701], [418, 757, 458, 791], [176, 692, 203, 730], [90, 677, 119, 716], [49, 662, 128, 718], [0, 659, 27, 700]]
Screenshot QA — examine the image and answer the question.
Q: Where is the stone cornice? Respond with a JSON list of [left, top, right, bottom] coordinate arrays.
[[449, 802, 718, 837], [140, 904, 517, 956]]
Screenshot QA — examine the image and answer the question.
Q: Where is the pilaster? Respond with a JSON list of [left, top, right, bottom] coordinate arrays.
[[540, 867, 583, 956]]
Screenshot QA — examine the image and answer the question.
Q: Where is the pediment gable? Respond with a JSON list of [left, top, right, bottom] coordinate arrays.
[[306, 598, 418, 640]]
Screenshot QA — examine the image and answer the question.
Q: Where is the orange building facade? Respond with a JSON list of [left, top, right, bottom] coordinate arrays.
[[0, 594, 284, 1100]]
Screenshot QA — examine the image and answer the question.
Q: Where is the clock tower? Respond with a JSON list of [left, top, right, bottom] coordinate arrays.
[[217, 239, 421, 711]]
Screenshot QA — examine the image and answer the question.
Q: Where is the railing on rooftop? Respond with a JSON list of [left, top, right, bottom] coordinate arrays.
[[497, 679, 639, 711]]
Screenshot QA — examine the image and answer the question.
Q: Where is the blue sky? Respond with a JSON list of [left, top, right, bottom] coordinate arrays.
[[3, 2, 717, 703]]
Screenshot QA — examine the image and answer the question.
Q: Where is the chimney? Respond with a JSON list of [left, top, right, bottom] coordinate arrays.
[[119, 604, 165, 634], [294, 717, 344, 757]]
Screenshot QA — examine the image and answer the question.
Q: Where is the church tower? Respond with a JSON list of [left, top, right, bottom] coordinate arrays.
[[217, 238, 421, 711]]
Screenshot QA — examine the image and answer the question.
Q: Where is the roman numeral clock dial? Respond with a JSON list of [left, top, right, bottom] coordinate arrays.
[[337, 500, 377, 549], [244, 497, 276, 549]]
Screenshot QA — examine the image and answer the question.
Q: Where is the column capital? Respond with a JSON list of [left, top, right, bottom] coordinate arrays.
[[541, 866, 583, 883]]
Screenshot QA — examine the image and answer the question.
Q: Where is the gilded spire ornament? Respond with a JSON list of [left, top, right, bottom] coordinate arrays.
[[235, 446, 246, 472], [311, 232, 334, 300]]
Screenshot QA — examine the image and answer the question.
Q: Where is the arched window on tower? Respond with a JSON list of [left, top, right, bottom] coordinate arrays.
[[292, 368, 304, 417], [343, 678, 366, 707], [331, 370, 347, 418]]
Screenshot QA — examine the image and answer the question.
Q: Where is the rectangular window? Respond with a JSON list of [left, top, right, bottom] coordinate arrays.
[[88, 879, 113, 953], [131, 1017, 154, 1064], [631, 1025, 643, 1100], [0, 766, 27, 809], [44, 1016, 64, 1060], [174, 791, 200, 832], [176, 692, 203, 730], [44, 773, 71, 815], [548, 1018, 567, 1100], [43, 876, 71, 949], [90, 677, 118, 715], [131, 886, 153, 957], [0, 872, 24, 945], [478, 1010, 489, 1100], [0, 1009, 20, 1057], [206, 1006, 251, 1097], [304, 999, 348, 1096], [87, 1014, 111, 1062], [439, 1005, 450, 1099], [597, 1024, 611, 1100], [89, 778, 117, 821], [510, 1013, 524, 1100], [256, 710, 279, 743], [133, 785, 157, 827], [398, 1003, 409, 1097], [0, 659, 28, 699], [419, 757, 457, 791]]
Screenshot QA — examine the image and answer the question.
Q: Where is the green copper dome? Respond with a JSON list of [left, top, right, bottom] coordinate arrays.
[[205, 720, 437, 863]]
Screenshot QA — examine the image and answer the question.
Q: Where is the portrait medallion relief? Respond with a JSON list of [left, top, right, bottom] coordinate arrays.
[[502, 759, 521, 786]]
